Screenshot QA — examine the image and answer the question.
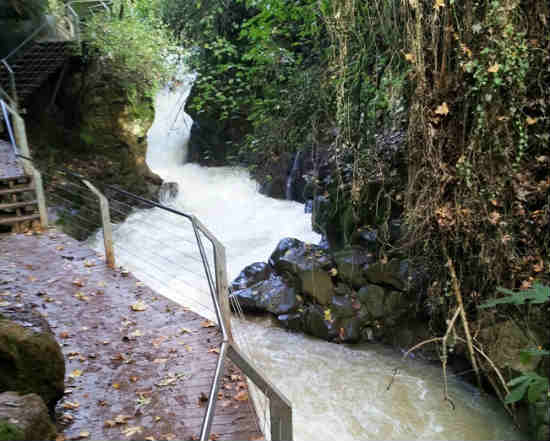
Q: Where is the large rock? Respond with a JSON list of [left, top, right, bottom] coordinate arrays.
[[0, 306, 65, 410], [479, 320, 542, 374], [333, 246, 375, 288], [357, 284, 386, 318], [230, 262, 274, 292], [364, 259, 409, 291], [0, 392, 56, 441], [269, 238, 335, 305], [303, 305, 338, 341], [230, 276, 301, 315]]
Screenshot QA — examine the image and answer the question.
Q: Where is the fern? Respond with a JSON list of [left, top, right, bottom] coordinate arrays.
[[478, 282, 549, 308]]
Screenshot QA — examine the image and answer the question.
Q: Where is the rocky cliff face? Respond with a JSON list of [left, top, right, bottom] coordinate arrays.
[[25, 58, 162, 201]]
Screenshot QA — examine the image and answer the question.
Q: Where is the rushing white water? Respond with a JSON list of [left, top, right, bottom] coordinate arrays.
[[94, 81, 522, 440]]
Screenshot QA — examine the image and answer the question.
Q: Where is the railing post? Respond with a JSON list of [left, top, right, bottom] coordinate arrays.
[[82, 180, 115, 269], [214, 244, 234, 342], [30, 166, 48, 229], [12, 112, 31, 175]]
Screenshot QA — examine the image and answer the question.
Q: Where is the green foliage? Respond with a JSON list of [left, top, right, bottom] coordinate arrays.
[[479, 283, 550, 308], [480, 283, 549, 405], [84, 0, 177, 97]]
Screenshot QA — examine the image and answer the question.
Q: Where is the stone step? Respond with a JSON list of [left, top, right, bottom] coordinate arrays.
[[0, 200, 38, 210], [0, 213, 39, 225]]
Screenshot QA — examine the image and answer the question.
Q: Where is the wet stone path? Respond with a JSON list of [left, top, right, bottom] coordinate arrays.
[[0, 231, 263, 441]]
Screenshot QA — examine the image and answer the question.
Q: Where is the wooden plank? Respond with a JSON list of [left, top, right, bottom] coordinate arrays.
[[214, 244, 233, 342], [31, 167, 48, 228], [0, 186, 34, 195]]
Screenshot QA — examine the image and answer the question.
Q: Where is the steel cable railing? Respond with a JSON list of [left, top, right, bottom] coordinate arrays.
[[16, 156, 293, 441]]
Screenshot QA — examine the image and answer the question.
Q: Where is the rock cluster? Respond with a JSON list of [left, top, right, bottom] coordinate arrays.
[[230, 238, 417, 344]]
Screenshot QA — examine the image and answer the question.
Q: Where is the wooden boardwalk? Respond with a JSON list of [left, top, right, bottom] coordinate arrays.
[[0, 231, 263, 441]]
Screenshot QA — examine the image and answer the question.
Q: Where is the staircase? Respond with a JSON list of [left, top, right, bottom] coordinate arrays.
[[0, 40, 74, 106], [0, 140, 40, 232]]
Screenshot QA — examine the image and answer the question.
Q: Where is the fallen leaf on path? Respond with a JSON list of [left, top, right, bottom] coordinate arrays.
[[75, 431, 89, 439], [131, 300, 148, 311], [208, 347, 220, 354], [129, 329, 143, 338], [104, 420, 116, 428], [179, 327, 193, 334], [198, 392, 209, 405], [200, 320, 216, 328], [122, 426, 143, 438], [153, 358, 167, 364], [162, 434, 176, 440], [234, 390, 248, 401], [62, 401, 80, 409], [69, 369, 82, 378], [114, 414, 133, 424], [84, 260, 95, 267], [112, 383, 120, 389], [130, 376, 139, 383], [60, 413, 74, 423], [72, 279, 84, 287]]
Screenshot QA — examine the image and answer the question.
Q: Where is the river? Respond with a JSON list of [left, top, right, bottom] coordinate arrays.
[[93, 80, 522, 440]]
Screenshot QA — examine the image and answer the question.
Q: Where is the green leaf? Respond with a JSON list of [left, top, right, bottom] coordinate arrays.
[[479, 283, 549, 308], [527, 377, 548, 403], [504, 378, 530, 404]]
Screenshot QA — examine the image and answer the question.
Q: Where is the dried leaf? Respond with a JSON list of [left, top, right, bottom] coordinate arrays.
[[112, 383, 120, 389], [122, 426, 143, 438], [404, 52, 415, 62], [129, 329, 143, 338], [62, 401, 80, 409], [487, 63, 500, 73], [435, 102, 450, 116], [60, 331, 70, 339], [234, 390, 248, 401], [72, 279, 84, 287], [433, 0, 444, 10], [104, 420, 116, 428], [114, 414, 133, 424], [131, 301, 148, 312], [208, 347, 220, 354], [76, 431, 90, 439], [526, 116, 537, 125], [70, 369, 83, 378], [200, 320, 216, 328], [130, 376, 139, 383], [153, 358, 168, 364]]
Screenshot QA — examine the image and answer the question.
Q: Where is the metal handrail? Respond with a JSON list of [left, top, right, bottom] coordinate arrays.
[[15, 155, 294, 440], [0, 0, 111, 106]]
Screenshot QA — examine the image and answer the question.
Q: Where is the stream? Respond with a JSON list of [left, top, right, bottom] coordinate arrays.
[[93, 80, 522, 440]]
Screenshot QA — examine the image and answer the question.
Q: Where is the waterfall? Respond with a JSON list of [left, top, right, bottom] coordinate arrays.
[[93, 80, 522, 441], [285, 150, 302, 201]]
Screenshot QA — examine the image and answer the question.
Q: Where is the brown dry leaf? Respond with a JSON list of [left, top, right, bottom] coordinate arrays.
[[56, 435, 66, 441], [60, 331, 70, 339], [153, 358, 168, 364], [234, 390, 248, 401], [84, 260, 95, 268], [60, 413, 74, 422], [74, 292, 89, 301], [404, 52, 415, 62], [62, 401, 80, 409], [145, 438, 156, 441], [533, 259, 544, 273], [435, 102, 450, 116], [198, 392, 209, 404], [179, 327, 193, 334], [56, 245, 65, 251], [122, 426, 143, 438], [75, 431, 90, 439], [72, 279, 84, 287], [69, 369, 83, 378], [112, 383, 120, 389], [130, 376, 139, 383], [224, 384, 233, 390], [208, 347, 220, 354], [200, 320, 216, 328], [104, 420, 116, 428], [131, 300, 148, 312], [526, 116, 537, 125], [152, 336, 167, 347], [114, 415, 133, 424], [236, 381, 247, 390], [487, 63, 500, 73], [209, 434, 220, 440]]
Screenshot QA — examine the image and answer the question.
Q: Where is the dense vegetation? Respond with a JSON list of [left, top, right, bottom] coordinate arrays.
[[156, 0, 549, 416]]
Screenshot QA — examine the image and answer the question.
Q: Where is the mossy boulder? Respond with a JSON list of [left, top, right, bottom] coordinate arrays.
[[230, 276, 301, 315], [333, 246, 375, 288], [0, 306, 65, 410], [364, 259, 409, 291], [0, 392, 55, 441]]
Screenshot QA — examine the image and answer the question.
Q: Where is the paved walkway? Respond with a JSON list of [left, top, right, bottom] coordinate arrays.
[[0, 231, 263, 441]]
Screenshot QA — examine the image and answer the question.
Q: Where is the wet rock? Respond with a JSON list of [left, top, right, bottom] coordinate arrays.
[[0, 306, 65, 410], [277, 312, 304, 332], [304, 199, 313, 214], [230, 276, 300, 315], [479, 320, 542, 374], [357, 284, 386, 319], [269, 238, 335, 305], [159, 182, 178, 203], [337, 317, 362, 343], [364, 259, 409, 291], [333, 246, 375, 288], [230, 262, 274, 292], [304, 305, 338, 341], [0, 392, 56, 441], [330, 296, 355, 319], [311, 195, 331, 235]]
